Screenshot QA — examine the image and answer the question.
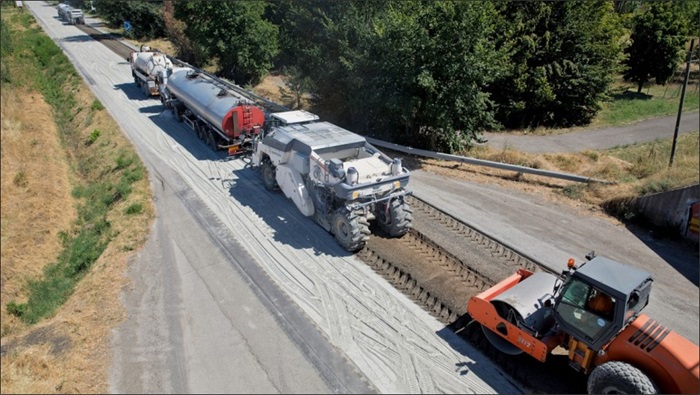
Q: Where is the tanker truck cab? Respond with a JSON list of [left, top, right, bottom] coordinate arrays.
[[467, 253, 700, 394]]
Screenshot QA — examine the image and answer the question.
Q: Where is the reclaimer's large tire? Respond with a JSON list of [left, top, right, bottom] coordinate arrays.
[[377, 198, 413, 237], [261, 160, 279, 191], [333, 208, 370, 252], [587, 361, 658, 394]]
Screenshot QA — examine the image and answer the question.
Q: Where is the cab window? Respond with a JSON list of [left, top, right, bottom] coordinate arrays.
[[556, 279, 616, 341]]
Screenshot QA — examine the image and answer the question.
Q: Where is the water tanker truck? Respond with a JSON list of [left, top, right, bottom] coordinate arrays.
[[127, 46, 173, 97], [467, 252, 699, 394], [252, 112, 413, 252], [56, 3, 84, 25], [161, 68, 266, 155]]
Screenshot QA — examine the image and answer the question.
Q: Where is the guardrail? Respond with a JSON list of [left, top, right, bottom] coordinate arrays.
[[366, 137, 614, 184]]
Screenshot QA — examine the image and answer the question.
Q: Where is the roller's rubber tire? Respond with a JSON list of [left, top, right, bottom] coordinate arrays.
[[377, 198, 413, 237], [261, 161, 279, 191], [587, 361, 658, 394], [332, 208, 370, 252]]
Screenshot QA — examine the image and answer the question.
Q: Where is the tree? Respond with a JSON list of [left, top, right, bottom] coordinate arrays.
[[275, 0, 501, 152], [488, 0, 624, 128], [623, 1, 689, 93], [162, 0, 203, 65], [92, 0, 164, 39], [173, 1, 278, 85]]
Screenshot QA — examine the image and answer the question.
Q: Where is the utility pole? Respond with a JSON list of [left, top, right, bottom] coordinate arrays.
[[669, 39, 694, 168]]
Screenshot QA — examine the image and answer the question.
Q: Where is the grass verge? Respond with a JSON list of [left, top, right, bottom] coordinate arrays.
[[1, 5, 153, 393]]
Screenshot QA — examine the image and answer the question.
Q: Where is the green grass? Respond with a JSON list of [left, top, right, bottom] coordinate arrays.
[[3, 12, 145, 324], [605, 131, 699, 194], [596, 83, 700, 126]]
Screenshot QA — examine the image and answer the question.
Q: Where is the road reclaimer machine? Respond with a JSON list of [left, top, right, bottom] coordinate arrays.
[[127, 45, 173, 97], [467, 252, 699, 394], [253, 111, 413, 252]]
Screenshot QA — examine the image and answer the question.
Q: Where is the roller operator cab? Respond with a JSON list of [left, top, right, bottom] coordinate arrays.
[[467, 253, 699, 394], [253, 112, 412, 252]]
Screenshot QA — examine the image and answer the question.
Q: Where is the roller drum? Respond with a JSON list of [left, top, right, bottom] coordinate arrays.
[[482, 272, 558, 355]]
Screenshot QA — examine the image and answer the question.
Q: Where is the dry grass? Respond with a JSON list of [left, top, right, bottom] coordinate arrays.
[[1, 84, 155, 394], [0, 88, 77, 337], [397, 133, 699, 224], [1, 9, 154, 393]]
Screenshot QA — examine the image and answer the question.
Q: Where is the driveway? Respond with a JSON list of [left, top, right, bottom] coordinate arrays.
[[482, 112, 699, 153]]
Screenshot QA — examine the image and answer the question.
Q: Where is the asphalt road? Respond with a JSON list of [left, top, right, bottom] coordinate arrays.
[[27, 2, 699, 393], [27, 2, 523, 394], [483, 112, 699, 153]]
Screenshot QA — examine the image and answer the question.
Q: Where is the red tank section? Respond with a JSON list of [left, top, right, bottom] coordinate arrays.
[[222, 105, 265, 139]]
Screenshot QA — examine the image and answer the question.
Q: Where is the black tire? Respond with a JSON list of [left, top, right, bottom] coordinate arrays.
[[261, 160, 279, 191], [194, 123, 204, 140], [206, 130, 218, 151], [172, 106, 182, 122], [376, 198, 413, 237], [332, 208, 370, 252], [588, 361, 658, 394], [142, 82, 150, 97]]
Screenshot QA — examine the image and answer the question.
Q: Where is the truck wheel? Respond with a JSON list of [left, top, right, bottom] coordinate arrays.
[[194, 123, 204, 140], [172, 107, 182, 122], [261, 160, 279, 191], [332, 208, 370, 252], [206, 130, 218, 151], [588, 361, 658, 394], [377, 198, 413, 237]]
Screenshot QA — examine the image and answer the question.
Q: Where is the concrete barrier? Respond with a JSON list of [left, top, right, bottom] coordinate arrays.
[[635, 184, 699, 241]]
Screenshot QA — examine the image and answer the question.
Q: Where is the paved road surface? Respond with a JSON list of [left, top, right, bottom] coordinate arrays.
[[483, 112, 699, 153], [28, 3, 524, 394], [27, 3, 699, 394]]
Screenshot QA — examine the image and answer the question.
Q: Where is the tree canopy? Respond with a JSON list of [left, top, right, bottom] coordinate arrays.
[[173, 0, 278, 85], [488, 0, 625, 128], [90, 0, 696, 153], [92, 0, 164, 39], [623, 1, 691, 92]]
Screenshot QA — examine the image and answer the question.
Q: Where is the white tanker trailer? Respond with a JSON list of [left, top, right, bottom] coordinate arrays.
[[161, 68, 266, 155], [127, 46, 173, 97], [56, 3, 84, 25]]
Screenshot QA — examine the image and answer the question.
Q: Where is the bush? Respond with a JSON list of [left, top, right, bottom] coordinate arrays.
[[90, 99, 104, 111], [125, 203, 143, 215], [87, 128, 101, 145]]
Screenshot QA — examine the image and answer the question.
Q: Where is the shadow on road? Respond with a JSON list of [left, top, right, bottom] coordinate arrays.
[[623, 222, 699, 285], [114, 82, 153, 102], [436, 319, 588, 394], [228, 165, 352, 257], [144, 110, 222, 162]]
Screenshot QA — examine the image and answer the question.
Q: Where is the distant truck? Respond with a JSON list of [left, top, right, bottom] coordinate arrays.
[[57, 3, 84, 25], [127, 46, 173, 97]]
